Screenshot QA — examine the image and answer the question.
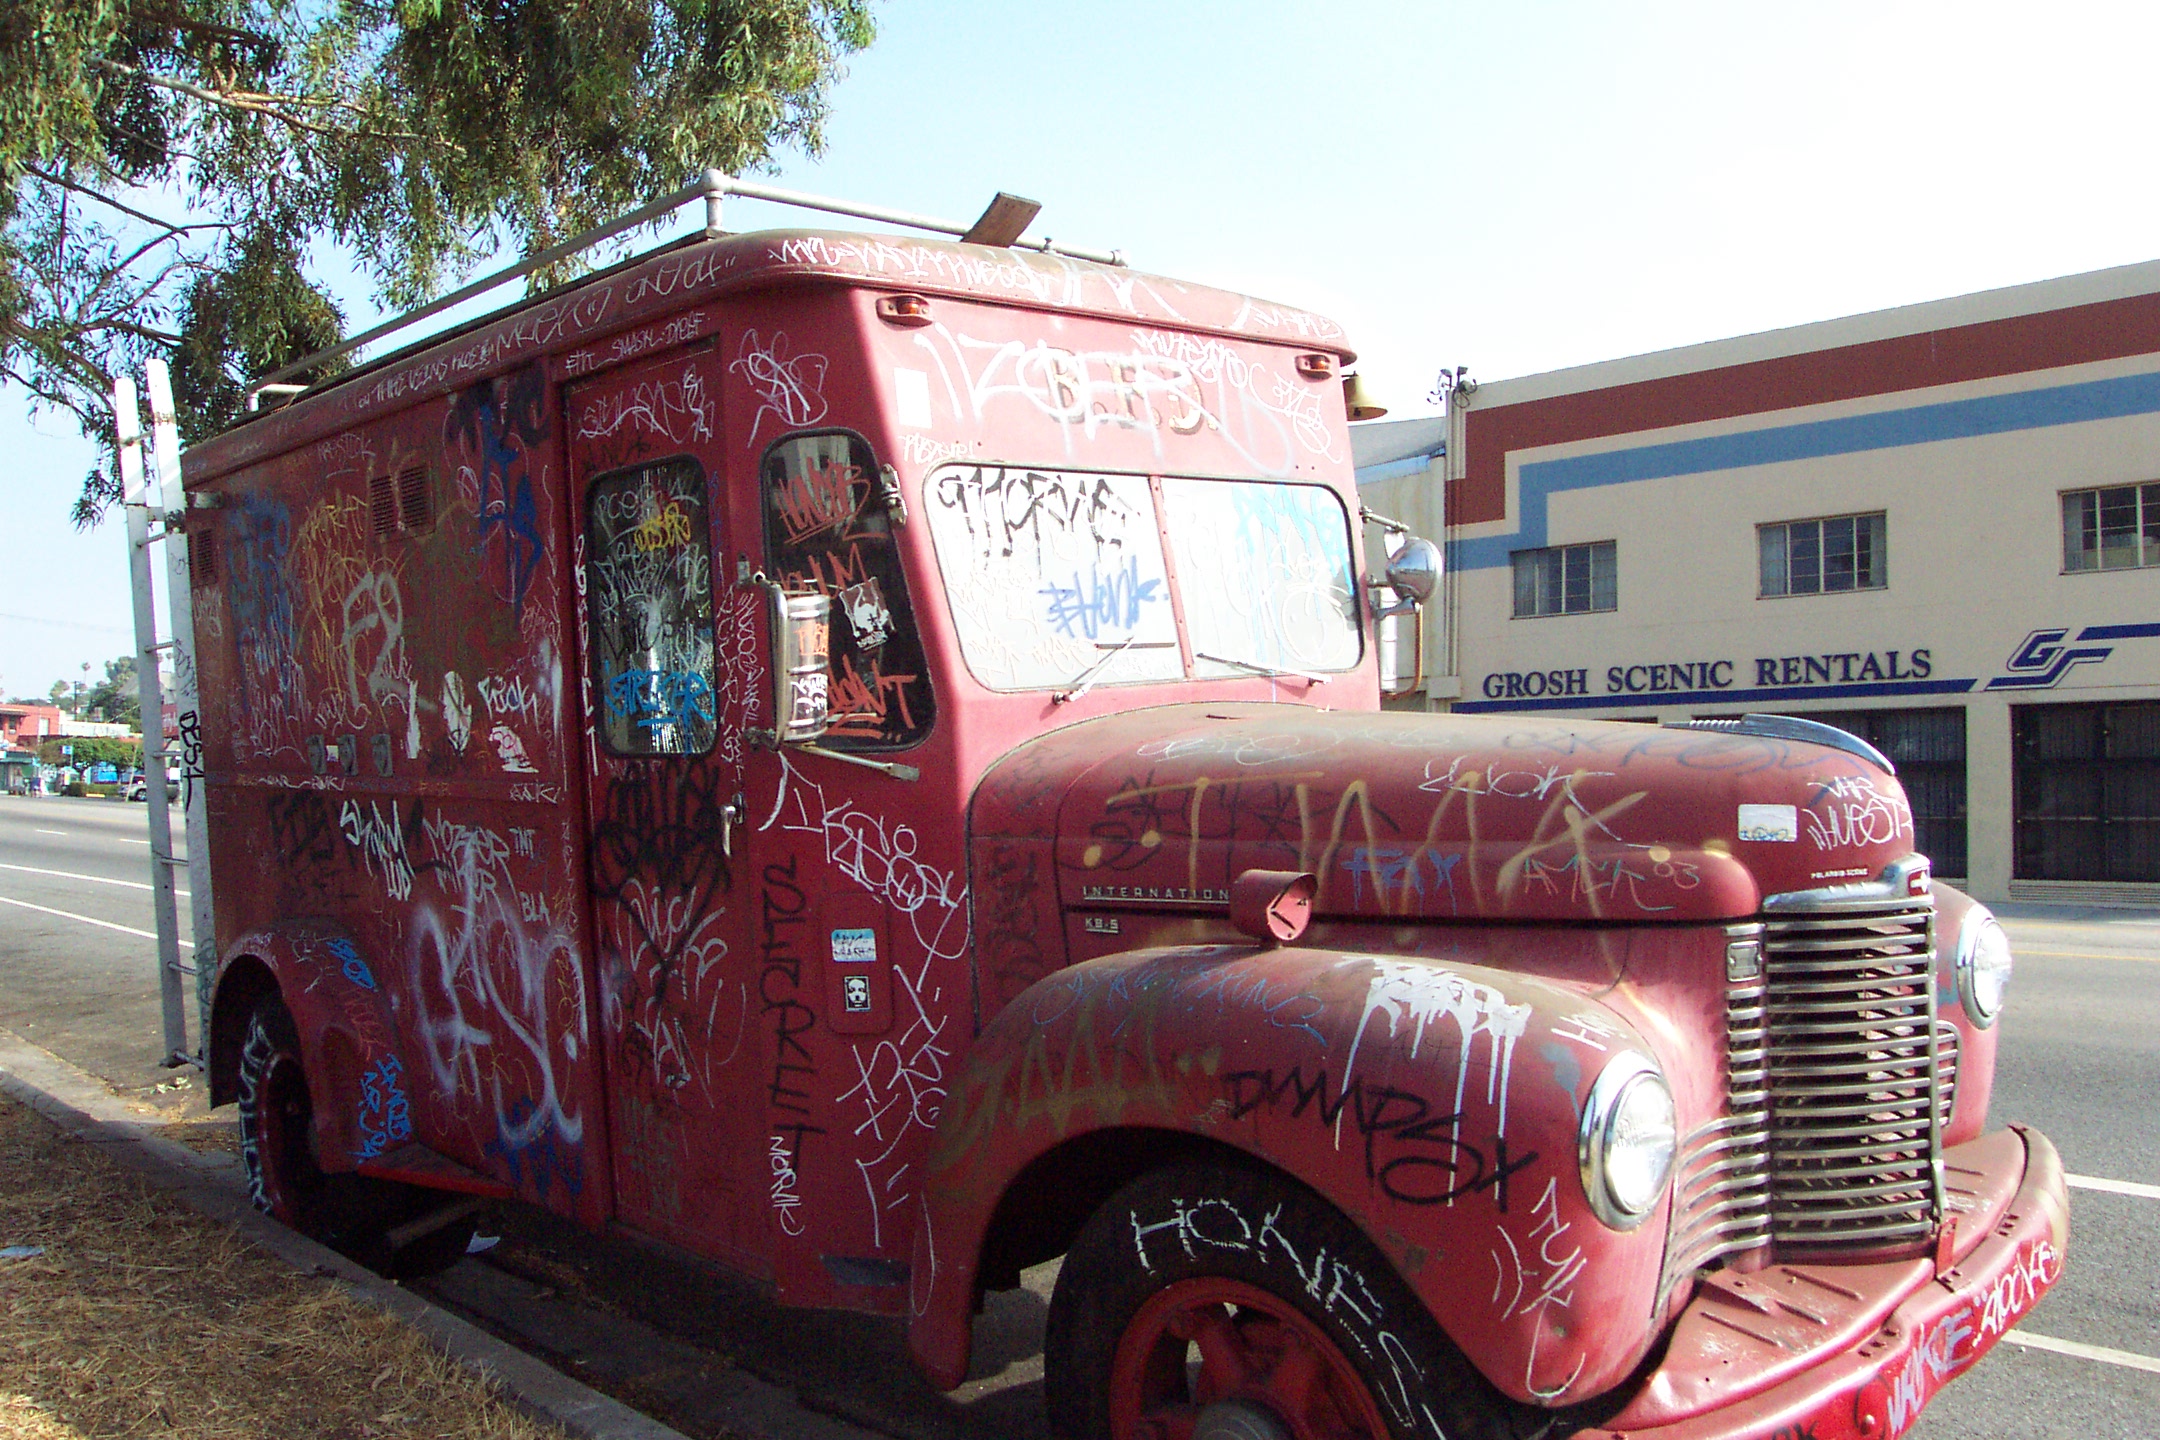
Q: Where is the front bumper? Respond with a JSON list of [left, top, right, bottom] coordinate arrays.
[[1589, 1125, 2068, 1440]]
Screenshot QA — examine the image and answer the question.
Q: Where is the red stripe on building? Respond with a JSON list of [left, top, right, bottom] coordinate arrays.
[[1455, 290, 2160, 526]]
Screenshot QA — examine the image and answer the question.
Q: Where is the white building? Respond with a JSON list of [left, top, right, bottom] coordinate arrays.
[[1356, 260, 2160, 904]]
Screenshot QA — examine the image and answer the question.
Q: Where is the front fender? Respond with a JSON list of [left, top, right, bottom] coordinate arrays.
[[209, 920, 412, 1172], [907, 944, 1672, 1406]]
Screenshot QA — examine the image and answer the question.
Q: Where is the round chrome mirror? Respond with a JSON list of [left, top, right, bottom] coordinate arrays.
[[1385, 537, 1442, 606]]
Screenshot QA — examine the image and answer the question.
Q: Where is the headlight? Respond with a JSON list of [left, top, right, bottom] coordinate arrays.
[[1578, 1053, 1678, 1230], [1955, 906, 2013, 1027]]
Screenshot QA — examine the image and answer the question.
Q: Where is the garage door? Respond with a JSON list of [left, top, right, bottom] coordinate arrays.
[[2014, 700, 2160, 882]]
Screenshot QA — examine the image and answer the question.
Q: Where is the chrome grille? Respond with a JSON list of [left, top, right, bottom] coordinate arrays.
[[1659, 973, 1771, 1301], [1759, 897, 1942, 1248]]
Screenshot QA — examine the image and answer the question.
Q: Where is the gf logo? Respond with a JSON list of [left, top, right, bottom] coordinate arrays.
[[1984, 628, 2113, 690]]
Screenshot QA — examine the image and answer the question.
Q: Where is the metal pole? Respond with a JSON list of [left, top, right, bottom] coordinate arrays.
[[145, 360, 216, 1060], [115, 374, 189, 1065]]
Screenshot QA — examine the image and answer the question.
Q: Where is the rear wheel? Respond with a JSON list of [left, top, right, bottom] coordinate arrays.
[[1045, 1161, 1529, 1440], [236, 993, 477, 1277]]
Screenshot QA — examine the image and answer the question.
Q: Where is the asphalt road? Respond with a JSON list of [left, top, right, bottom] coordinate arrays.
[[0, 793, 198, 1108], [1, 789, 2153, 1438]]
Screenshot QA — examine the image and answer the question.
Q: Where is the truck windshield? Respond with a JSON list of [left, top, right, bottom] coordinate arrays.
[[924, 465, 1360, 693]]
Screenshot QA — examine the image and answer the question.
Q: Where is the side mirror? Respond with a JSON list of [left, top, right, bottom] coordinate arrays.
[[1372, 536, 1441, 620], [758, 581, 832, 745]]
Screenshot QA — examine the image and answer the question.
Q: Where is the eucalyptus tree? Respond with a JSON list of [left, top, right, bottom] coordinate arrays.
[[0, 0, 874, 518]]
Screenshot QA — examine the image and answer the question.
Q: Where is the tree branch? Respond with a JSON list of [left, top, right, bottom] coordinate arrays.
[[90, 57, 433, 145], [124, 4, 279, 53], [22, 165, 218, 239], [72, 319, 185, 345]]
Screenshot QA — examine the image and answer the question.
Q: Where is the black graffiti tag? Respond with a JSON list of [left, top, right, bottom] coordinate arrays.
[[1226, 1064, 1538, 1212]]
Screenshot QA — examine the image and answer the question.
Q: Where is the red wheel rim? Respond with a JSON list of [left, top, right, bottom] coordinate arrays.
[[253, 1048, 310, 1223], [1109, 1276, 1392, 1440]]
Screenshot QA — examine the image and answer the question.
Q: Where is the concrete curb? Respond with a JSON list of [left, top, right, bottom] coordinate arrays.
[[0, 1029, 692, 1440]]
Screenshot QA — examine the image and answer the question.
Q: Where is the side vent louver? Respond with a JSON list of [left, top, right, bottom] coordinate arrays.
[[188, 527, 219, 586], [368, 464, 433, 539], [369, 469, 397, 537], [396, 464, 432, 532]]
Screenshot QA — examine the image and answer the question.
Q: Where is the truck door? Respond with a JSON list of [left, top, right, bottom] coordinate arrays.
[[564, 343, 762, 1265]]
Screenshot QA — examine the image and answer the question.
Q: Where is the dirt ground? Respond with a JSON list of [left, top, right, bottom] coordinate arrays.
[[0, 1093, 570, 1440]]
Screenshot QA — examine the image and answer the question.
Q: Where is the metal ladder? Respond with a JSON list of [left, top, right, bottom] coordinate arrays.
[[113, 360, 215, 1067]]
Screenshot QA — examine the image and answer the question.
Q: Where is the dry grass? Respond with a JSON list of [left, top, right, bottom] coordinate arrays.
[[145, 1121, 240, 1158], [0, 1095, 572, 1440]]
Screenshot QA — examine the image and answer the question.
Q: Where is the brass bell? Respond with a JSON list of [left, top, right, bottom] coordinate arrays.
[[1343, 372, 1388, 421]]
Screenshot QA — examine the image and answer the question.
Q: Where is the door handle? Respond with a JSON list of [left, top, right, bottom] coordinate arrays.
[[719, 792, 744, 861]]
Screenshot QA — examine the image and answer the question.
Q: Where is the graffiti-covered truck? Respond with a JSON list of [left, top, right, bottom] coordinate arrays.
[[177, 177, 2063, 1440]]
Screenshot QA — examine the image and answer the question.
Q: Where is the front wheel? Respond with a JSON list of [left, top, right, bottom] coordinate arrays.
[[1044, 1160, 1528, 1440]]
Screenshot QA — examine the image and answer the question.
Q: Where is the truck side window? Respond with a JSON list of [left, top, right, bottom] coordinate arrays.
[[584, 457, 718, 757], [761, 431, 934, 750]]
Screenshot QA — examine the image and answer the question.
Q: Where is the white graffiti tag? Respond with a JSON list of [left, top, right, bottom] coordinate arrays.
[[1803, 774, 1914, 850], [1341, 958, 1532, 1136], [1490, 1178, 1588, 1401], [338, 800, 414, 901], [730, 329, 828, 443]]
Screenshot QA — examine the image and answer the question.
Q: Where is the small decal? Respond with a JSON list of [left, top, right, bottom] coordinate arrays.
[[893, 368, 932, 429], [490, 723, 537, 773], [1083, 915, 1121, 935], [842, 974, 872, 1012], [839, 577, 893, 650], [1736, 803, 1797, 843], [832, 927, 877, 963]]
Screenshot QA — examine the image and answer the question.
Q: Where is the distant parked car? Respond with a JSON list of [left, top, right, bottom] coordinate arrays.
[[126, 774, 179, 802]]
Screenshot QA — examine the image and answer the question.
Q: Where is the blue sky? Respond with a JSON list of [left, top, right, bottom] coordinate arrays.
[[9, 1, 2160, 697]]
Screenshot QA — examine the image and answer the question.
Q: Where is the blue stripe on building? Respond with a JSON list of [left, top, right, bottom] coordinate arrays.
[[1452, 677, 1979, 715], [1457, 369, 2160, 570]]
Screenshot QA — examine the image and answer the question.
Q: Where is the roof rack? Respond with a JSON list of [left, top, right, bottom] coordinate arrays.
[[246, 171, 1124, 405]]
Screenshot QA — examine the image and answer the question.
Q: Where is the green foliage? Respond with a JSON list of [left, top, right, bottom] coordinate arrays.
[[80, 652, 139, 726], [1, 0, 874, 519], [37, 735, 140, 767]]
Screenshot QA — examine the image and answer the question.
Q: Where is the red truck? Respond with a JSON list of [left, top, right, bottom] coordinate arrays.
[[176, 176, 2063, 1440]]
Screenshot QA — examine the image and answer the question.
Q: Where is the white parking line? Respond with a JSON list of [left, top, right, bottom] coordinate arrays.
[[0, 895, 192, 947], [0, 862, 190, 898], [2066, 1173, 2160, 1200], [2003, 1330, 2160, 1375]]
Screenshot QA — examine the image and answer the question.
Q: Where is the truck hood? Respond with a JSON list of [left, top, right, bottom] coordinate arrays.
[[970, 703, 1925, 925]]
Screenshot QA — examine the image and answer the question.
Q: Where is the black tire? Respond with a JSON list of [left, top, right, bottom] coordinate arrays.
[[1044, 1160, 1534, 1440], [236, 993, 478, 1278]]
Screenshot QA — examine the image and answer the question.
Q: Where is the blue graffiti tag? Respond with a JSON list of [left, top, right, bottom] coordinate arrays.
[[605, 668, 714, 732], [1339, 847, 1462, 908], [324, 935, 376, 990], [227, 492, 300, 704], [447, 374, 548, 618], [354, 1055, 413, 1160], [484, 1098, 585, 1202], [1040, 553, 1164, 640]]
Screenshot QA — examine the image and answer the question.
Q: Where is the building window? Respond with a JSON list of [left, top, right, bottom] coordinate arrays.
[[1759, 512, 1886, 596], [1512, 540, 1616, 618], [2062, 483, 2160, 572]]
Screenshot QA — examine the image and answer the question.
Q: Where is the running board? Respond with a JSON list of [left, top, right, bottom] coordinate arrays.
[[355, 1141, 515, 1199]]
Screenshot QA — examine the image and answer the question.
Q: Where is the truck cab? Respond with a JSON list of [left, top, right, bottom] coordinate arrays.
[[179, 177, 2063, 1440]]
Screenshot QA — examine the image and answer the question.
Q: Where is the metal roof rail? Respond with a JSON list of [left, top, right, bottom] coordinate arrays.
[[245, 171, 1124, 406]]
